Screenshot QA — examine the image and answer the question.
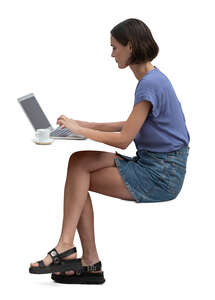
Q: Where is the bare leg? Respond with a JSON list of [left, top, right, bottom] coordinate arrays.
[[30, 151, 134, 271], [62, 192, 100, 275], [54, 191, 100, 276], [77, 192, 100, 263], [57, 165, 91, 245], [30, 159, 98, 270]]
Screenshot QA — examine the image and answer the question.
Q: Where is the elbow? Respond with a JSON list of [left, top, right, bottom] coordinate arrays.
[[119, 139, 131, 150], [120, 144, 127, 150], [119, 134, 131, 150], [120, 141, 130, 150]]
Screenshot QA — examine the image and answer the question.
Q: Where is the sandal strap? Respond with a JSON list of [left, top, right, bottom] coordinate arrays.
[[60, 261, 102, 275], [47, 247, 77, 265], [47, 248, 61, 264], [58, 247, 77, 259], [83, 261, 102, 272], [38, 260, 45, 268]]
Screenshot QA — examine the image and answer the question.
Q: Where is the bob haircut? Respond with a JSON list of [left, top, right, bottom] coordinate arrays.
[[110, 18, 159, 65]]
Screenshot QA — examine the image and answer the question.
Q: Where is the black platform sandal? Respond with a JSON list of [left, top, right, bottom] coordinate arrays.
[[51, 261, 105, 284], [29, 247, 82, 274]]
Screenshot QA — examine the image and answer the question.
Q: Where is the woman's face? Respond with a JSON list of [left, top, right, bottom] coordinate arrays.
[[110, 35, 132, 69]]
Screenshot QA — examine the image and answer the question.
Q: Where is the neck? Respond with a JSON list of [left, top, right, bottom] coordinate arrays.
[[129, 62, 155, 80]]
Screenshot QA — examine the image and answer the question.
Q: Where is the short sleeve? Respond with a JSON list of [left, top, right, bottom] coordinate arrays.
[[134, 81, 161, 118]]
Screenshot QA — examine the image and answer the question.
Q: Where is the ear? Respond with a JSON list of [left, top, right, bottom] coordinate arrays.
[[128, 41, 132, 52]]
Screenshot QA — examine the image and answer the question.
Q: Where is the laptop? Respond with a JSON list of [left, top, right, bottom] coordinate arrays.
[[17, 93, 87, 140]]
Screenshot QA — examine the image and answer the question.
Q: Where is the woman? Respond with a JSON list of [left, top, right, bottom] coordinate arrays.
[[29, 18, 190, 284]]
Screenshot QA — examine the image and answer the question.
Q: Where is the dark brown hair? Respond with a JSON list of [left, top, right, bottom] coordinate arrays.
[[110, 18, 159, 65]]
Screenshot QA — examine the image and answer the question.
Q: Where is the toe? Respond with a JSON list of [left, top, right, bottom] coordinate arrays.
[[65, 270, 75, 275], [30, 262, 39, 267], [30, 254, 51, 268]]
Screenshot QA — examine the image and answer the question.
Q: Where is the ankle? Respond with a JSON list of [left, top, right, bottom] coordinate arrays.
[[56, 240, 75, 250], [82, 254, 100, 265], [82, 258, 100, 266]]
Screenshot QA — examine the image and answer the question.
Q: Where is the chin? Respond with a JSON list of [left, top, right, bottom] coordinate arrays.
[[118, 63, 128, 69]]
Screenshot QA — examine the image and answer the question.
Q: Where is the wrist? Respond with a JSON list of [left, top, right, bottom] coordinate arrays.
[[74, 125, 83, 135], [89, 122, 96, 129]]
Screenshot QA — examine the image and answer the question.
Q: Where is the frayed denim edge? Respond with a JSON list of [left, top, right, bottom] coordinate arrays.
[[114, 158, 147, 203]]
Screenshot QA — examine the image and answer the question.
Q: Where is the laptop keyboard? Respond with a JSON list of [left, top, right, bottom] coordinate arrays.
[[50, 127, 74, 137]]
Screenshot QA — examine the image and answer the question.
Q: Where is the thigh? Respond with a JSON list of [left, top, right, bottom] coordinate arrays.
[[89, 166, 135, 201], [69, 150, 124, 173]]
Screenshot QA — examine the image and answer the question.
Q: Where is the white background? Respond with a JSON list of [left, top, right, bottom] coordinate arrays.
[[0, 0, 214, 299]]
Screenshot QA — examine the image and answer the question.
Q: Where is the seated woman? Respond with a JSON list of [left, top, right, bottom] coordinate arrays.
[[29, 18, 190, 285]]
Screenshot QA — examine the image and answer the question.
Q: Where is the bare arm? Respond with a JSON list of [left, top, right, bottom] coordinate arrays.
[[74, 120, 125, 132], [73, 101, 151, 149]]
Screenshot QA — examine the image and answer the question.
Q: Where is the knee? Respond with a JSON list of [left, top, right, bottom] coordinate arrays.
[[68, 151, 88, 167], [69, 151, 84, 162]]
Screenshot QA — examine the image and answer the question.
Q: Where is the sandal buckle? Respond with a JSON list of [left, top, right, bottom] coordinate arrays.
[[87, 265, 97, 272], [48, 249, 61, 264], [53, 256, 61, 264], [51, 250, 57, 257], [76, 270, 82, 276]]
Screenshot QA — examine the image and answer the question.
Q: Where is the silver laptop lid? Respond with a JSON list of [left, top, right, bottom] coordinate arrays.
[[17, 93, 53, 131]]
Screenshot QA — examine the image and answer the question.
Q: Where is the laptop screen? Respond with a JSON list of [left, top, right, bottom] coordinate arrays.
[[18, 94, 52, 130]]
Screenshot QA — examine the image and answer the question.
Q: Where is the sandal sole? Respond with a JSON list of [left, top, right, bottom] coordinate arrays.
[[51, 272, 105, 284]]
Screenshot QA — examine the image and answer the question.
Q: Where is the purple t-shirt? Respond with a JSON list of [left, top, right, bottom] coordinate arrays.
[[134, 66, 190, 152]]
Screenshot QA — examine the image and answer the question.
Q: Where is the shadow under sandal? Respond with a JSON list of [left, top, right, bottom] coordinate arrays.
[[51, 261, 105, 284], [29, 247, 82, 274]]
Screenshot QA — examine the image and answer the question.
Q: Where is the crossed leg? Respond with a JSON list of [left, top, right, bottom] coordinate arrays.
[[30, 150, 135, 274]]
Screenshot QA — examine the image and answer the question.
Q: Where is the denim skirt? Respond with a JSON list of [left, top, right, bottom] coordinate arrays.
[[114, 145, 190, 203]]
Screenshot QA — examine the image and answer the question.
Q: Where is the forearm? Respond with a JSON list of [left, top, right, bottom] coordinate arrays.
[[92, 121, 125, 132], [75, 120, 124, 132], [75, 126, 126, 149]]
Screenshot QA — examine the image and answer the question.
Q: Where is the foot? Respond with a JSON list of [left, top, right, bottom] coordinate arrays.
[[54, 257, 102, 276], [30, 242, 77, 275]]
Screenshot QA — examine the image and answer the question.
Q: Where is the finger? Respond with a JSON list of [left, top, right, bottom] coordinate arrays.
[[57, 120, 63, 126], [58, 115, 64, 120], [58, 122, 63, 128]]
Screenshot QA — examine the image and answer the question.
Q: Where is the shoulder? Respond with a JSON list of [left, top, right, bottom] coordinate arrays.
[[136, 72, 173, 96]]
